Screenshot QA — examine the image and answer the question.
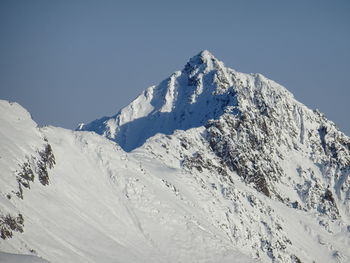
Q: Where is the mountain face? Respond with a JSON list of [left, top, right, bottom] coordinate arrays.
[[78, 50, 242, 151], [1, 51, 350, 263], [80, 50, 350, 220]]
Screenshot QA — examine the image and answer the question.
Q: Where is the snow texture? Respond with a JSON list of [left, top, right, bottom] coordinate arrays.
[[1, 51, 350, 263]]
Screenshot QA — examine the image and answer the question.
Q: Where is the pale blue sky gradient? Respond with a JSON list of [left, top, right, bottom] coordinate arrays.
[[0, 0, 349, 135]]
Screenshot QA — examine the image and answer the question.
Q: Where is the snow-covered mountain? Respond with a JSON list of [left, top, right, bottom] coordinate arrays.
[[79, 50, 241, 151], [0, 100, 255, 263], [1, 51, 350, 263]]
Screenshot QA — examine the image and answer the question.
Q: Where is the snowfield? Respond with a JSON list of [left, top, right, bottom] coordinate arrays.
[[1, 51, 350, 263], [0, 101, 257, 262]]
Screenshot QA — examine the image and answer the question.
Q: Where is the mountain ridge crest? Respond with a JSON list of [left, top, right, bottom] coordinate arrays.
[[78, 50, 292, 152]]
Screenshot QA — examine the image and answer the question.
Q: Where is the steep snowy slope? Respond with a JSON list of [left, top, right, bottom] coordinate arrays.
[[79, 50, 239, 151], [79, 50, 350, 262], [0, 100, 256, 263]]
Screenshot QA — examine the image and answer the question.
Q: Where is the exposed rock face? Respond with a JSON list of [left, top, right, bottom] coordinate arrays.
[[0, 213, 24, 240], [15, 143, 55, 199]]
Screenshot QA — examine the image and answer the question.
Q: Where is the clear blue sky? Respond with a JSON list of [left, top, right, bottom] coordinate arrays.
[[1, 0, 349, 135]]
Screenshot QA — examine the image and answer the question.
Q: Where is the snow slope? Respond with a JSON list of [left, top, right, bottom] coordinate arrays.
[[0, 100, 256, 262], [79, 50, 239, 151], [79, 50, 350, 262], [1, 51, 350, 263]]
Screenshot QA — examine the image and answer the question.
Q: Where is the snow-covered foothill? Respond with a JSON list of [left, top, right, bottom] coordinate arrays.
[[0, 99, 256, 262]]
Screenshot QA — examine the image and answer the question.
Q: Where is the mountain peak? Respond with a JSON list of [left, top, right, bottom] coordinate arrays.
[[184, 50, 223, 73], [78, 51, 314, 152], [196, 50, 216, 61], [79, 51, 293, 151]]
